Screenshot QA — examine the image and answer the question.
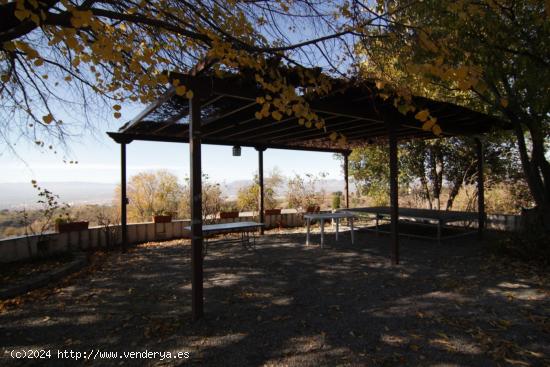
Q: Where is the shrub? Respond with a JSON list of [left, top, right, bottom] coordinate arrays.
[[331, 191, 342, 209], [489, 230, 550, 266]]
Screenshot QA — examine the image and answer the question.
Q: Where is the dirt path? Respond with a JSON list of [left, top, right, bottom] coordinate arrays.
[[1, 229, 548, 366]]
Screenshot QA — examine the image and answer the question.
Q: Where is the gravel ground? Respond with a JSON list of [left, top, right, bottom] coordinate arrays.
[[0, 253, 75, 294], [0, 227, 548, 366]]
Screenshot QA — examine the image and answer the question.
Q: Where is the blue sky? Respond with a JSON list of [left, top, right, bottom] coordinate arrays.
[[0, 111, 344, 184], [0, 8, 351, 186]]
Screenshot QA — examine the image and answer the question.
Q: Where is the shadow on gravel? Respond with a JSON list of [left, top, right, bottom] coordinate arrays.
[[0, 230, 548, 366]]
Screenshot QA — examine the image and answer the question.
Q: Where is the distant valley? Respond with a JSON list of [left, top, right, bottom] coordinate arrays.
[[0, 179, 350, 209]]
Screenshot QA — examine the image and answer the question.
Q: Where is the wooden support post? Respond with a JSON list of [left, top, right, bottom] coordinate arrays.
[[189, 96, 204, 320], [120, 142, 128, 252], [344, 152, 350, 208], [476, 138, 485, 239], [257, 147, 266, 234], [389, 131, 399, 265]]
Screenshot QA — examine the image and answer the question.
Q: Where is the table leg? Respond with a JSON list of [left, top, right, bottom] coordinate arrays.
[[437, 220, 442, 244], [203, 237, 208, 258], [320, 219, 325, 249], [306, 218, 310, 246], [350, 217, 355, 244], [335, 218, 339, 241]]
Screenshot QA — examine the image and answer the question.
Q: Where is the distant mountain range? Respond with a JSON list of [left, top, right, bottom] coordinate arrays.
[[0, 179, 351, 209], [0, 182, 117, 209]]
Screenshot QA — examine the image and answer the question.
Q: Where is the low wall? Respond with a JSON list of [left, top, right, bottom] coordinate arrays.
[[486, 214, 522, 231], [0, 212, 521, 263], [0, 213, 307, 263]]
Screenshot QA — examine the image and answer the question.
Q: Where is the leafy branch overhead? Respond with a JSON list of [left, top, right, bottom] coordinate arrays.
[[0, 0, 369, 148]]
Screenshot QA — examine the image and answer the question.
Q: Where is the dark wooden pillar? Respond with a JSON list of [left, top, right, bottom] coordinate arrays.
[[343, 152, 350, 208], [189, 95, 204, 320], [476, 138, 485, 238], [389, 131, 399, 265], [120, 142, 128, 252], [257, 147, 266, 234]]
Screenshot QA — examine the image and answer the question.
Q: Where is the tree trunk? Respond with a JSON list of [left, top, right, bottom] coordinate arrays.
[[446, 177, 462, 210], [511, 115, 550, 232], [427, 144, 443, 211], [420, 175, 432, 209]]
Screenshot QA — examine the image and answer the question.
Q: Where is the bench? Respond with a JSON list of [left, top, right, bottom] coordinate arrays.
[[341, 207, 479, 242]]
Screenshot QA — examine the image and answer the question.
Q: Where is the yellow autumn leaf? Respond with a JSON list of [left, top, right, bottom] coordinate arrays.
[[272, 111, 282, 120], [329, 132, 338, 141], [254, 111, 262, 120], [185, 90, 194, 99], [14, 9, 30, 21], [500, 98, 509, 108], [65, 36, 78, 49], [42, 114, 54, 124], [175, 85, 186, 96], [70, 16, 83, 28], [114, 112, 122, 119], [415, 109, 430, 121], [113, 104, 122, 111], [158, 74, 168, 84], [422, 118, 437, 131], [432, 125, 442, 136], [2, 42, 15, 52]]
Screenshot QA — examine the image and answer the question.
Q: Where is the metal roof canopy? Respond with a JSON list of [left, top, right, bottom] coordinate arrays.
[[108, 70, 496, 321], [107, 71, 506, 152]]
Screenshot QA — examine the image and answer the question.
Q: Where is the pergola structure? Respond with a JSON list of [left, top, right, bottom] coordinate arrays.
[[108, 71, 506, 320]]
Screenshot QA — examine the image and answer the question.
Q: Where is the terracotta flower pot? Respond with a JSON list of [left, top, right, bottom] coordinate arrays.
[[219, 211, 239, 219], [56, 221, 89, 233], [153, 215, 172, 223]]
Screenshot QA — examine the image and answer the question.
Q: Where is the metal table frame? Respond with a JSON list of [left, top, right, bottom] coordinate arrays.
[[184, 221, 264, 256], [341, 207, 479, 242]]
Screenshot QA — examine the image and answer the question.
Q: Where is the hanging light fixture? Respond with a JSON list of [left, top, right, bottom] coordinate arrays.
[[232, 145, 241, 156]]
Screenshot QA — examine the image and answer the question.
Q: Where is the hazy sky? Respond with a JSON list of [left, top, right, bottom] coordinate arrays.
[[0, 109, 344, 184]]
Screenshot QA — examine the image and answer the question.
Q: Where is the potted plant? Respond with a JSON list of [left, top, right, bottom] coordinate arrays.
[[153, 211, 173, 223], [55, 216, 89, 233], [219, 211, 239, 219]]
